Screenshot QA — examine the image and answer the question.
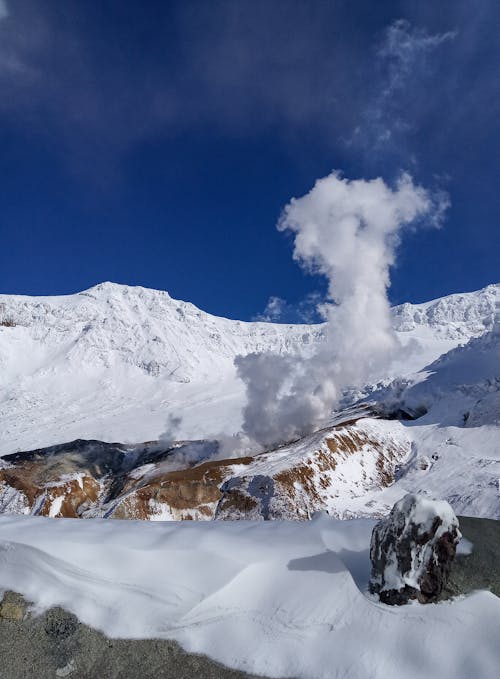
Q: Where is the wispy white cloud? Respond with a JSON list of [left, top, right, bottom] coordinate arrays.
[[0, 1, 493, 185], [349, 19, 456, 155], [0, 1, 368, 169], [379, 19, 456, 92], [0, 1, 8, 21], [253, 296, 286, 323], [377, 19, 456, 118]]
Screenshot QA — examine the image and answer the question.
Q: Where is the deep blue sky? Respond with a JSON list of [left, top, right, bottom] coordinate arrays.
[[0, 1, 499, 320]]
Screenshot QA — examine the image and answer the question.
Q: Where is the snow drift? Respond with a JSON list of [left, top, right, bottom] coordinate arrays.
[[0, 514, 499, 679]]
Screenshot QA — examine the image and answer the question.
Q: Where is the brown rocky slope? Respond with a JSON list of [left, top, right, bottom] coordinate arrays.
[[0, 412, 410, 521]]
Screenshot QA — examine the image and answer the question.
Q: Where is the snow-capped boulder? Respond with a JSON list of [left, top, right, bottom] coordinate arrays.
[[369, 493, 461, 604]]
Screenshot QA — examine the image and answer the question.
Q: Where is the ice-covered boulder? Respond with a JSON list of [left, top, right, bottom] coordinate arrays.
[[369, 493, 461, 604]]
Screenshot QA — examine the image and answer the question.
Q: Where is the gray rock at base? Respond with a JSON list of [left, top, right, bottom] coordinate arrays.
[[441, 515, 500, 599], [0, 593, 272, 679], [369, 493, 461, 605]]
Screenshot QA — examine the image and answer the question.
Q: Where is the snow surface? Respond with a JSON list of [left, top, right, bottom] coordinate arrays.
[[370, 316, 500, 519], [0, 513, 499, 679], [1, 281, 499, 520]]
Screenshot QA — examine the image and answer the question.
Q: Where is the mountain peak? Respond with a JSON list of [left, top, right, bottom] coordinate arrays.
[[80, 281, 173, 300]]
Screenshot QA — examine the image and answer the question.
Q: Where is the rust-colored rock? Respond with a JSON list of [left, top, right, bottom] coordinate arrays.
[[0, 416, 410, 521]]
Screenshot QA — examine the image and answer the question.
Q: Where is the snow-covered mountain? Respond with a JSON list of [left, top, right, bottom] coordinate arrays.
[[368, 310, 500, 519], [0, 282, 321, 454], [0, 281, 499, 520], [1, 281, 498, 455], [391, 283, 498, 340], [0, 281, 322, 383]]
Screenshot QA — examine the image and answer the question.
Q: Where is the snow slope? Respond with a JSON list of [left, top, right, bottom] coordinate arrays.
[[367, 315, 500, 519], [0, 513, 499, 679], [0, 282, 320, 454], [0, 282, 498, 455]]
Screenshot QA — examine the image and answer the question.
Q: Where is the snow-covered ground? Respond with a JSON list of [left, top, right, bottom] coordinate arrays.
[[0, 513, 498, 679], [368, 315, 500, 518]]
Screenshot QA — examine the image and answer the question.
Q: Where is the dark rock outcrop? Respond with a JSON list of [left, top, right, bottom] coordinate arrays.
[[369, 493, 461, 604]]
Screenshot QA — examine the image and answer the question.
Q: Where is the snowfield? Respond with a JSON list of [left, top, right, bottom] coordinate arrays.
[[369, 312, 500, 519], [0, 513, 499, 679]]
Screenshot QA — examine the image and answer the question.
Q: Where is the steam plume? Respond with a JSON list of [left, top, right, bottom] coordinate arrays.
[[236, 171, 447, 449]]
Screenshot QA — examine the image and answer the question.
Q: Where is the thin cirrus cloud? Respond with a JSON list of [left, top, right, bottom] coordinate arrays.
[[347, 19, 457, 159], [0, 1, 178, 156], [0, 0, 496, 180], [0, 1, 360, 148], [0, 1, 456, 163]]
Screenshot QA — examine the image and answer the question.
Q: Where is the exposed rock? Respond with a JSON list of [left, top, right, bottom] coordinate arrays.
[[0, 439, 222, 520], [0, 415, 410, 521], [440, 515, 500, 600], [0, 591, 267, 679], [216, 475, 274, 520], [107, 456, 254, 521], [369, 493, 461, 604], [216, 418, 410, 520], [0, 591, 28, 621]]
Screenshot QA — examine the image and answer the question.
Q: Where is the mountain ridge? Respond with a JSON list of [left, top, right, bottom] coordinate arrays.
[[0, 281, 499, 519], [0, 281, 499, 456]]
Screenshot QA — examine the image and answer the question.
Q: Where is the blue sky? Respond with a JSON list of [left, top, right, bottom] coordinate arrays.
[[0, 0, 498, 320]]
